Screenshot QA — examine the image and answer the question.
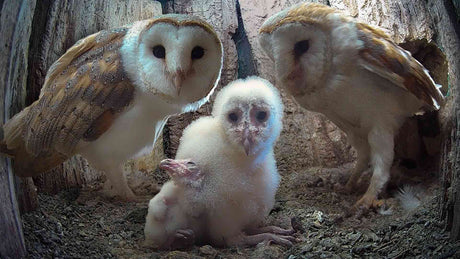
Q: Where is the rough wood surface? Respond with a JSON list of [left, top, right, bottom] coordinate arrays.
[[427, 0, 460, 241], [0, 159, 26, 257], [24, 0, 162, 194], [0, 0, 35, 256]]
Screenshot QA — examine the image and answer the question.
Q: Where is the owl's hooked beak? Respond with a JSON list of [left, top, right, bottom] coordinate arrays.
[[242, 125, 253, 156], [171, 70, 187, 96]]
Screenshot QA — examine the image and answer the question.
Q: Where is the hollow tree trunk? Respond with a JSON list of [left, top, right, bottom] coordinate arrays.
[[1, 1, 458, 257], [0, 1, 36, 256], [434, 0, 460, 241]]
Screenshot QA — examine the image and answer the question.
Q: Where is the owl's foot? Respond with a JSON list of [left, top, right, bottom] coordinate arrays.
[[167, 229, 196, 250], [352, 194, 385, 216], [246, 224, 295, 236], [229, 222, 297, 247], [227, 232, 296, 247]]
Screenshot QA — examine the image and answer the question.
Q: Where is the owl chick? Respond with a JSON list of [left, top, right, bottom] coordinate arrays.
[[144, 158, 205, 249], [259, 3, 444, 210], [171, 76, 294, 247], [0, 14, 223, 200]]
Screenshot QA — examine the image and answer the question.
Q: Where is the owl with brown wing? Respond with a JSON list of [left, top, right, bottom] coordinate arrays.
[[1, 14, 223, 200], [259, 3, 444, 211]]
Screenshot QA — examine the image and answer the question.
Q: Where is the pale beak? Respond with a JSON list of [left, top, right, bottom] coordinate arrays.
[[242, 126, 252, 156], [171, 70, 186, 96]]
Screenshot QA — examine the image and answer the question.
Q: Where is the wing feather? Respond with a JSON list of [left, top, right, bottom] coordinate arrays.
[[23, 27, 134, 158], [356, 23, 444, 109]]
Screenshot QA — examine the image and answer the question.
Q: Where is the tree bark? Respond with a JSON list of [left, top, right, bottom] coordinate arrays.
[[432, 0, 460, 241], [0, 0, 35, 256], [0, 160, 26, 257]]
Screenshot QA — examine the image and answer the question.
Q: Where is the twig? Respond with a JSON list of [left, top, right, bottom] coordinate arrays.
[[351, 232, 363, 246], [374, 239, 397, 252]]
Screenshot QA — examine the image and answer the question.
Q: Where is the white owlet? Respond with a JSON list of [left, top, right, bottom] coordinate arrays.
[[0, 14, 223, 200], [162, 77, 294, 247], [144, 158, 205, 249], [259, 3, 444, 210]]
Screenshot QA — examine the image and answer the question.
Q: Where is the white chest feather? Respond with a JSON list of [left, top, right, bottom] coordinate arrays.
[[296, 69, 424, 136], [77, 91, 180, 165], [176, 119, 279, 227]]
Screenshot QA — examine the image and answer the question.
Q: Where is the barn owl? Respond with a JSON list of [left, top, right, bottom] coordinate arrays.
[[146, 77, 295, 248], [259, 3, 444, 210], [0, 14, 223, 200], [144, 158, 205, 249]]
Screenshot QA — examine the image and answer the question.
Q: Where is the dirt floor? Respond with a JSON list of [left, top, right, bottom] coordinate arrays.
[[22, 157, 460, 258]]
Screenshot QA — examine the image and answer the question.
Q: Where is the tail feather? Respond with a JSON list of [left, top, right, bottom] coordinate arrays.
[[12, 147, 68, 177], [0, 141, 15, 157], [1, 123, 16, 158], [1, 106, 31, 157], [1, 106, 67, 177], [3, 106, 31, 149]]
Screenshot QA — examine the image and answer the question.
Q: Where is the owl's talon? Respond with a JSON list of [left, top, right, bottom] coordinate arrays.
[[353, 194, 385, 213]]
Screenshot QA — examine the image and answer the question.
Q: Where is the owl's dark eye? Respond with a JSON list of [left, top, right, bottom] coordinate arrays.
[[256, 111, 268, 122], [228, 112, 239, 123], [293, 40, 310, 58], [153, 45, 166, 59], [187, 161, 196, 166], [191, 46, 205, 59]]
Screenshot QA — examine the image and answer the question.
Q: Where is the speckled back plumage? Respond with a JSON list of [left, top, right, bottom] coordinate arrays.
[[3, 28, 133, 176], [1, 14, 223, 191], [259, 2, 444, 109], [27, 28, 132, 156]]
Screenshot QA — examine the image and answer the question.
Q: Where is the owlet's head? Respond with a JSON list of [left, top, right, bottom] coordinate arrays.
[[212, 77, 284, 156]]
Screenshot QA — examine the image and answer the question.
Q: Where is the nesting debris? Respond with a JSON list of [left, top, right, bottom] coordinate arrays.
[[22, 166, 459, 258]]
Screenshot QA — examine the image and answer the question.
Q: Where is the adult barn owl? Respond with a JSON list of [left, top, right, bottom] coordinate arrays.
[[259, 3, 444, 210], [1, 14, 223, 200], [154, 77, 294, 247]]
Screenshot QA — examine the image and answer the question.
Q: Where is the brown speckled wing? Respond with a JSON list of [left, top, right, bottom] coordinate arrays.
[[356, 23, 444, 109], [23, 28, 135, 158]]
